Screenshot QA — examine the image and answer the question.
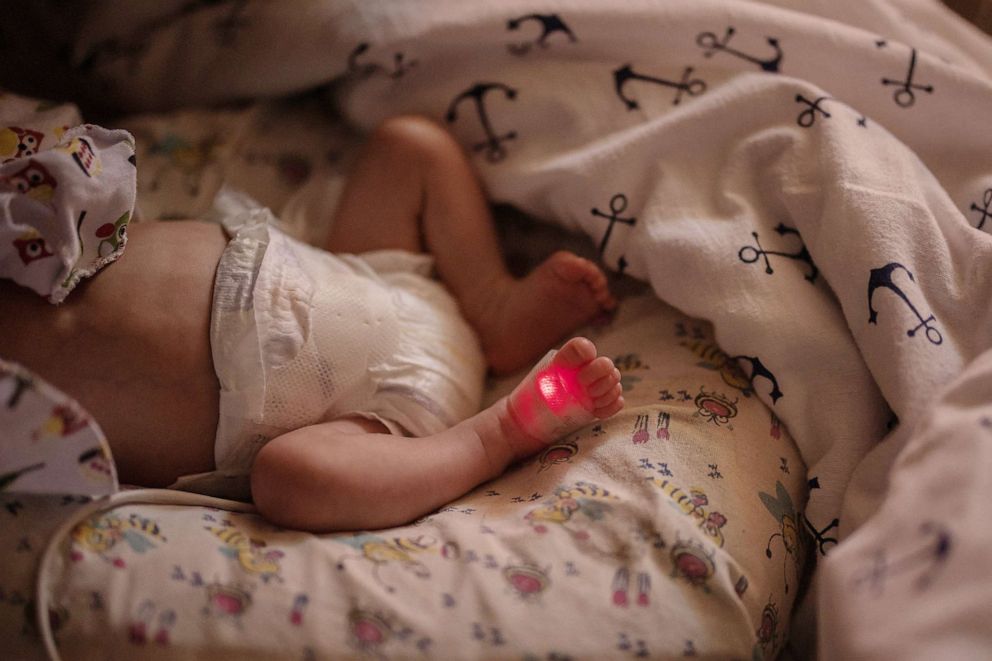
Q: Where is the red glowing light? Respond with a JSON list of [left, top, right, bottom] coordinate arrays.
[[537, 372, 565, 411], [536, 366, 583, 413]]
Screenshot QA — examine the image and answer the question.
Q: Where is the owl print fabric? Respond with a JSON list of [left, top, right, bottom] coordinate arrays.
[[11, 292, 808, 661], [0, 358, 117, 497], [0, 92, 136, 303]]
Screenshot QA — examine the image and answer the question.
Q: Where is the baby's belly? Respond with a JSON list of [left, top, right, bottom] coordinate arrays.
[[0, 221, 226, 487]]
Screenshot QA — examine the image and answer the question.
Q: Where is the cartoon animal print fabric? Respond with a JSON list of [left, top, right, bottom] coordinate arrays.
[[0, 92, 136, 303], [22, 293, 807, 660], [0, 358, 117, 496]]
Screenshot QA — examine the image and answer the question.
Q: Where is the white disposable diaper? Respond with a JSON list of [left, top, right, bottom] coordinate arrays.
[[170, 199, 486, 500]]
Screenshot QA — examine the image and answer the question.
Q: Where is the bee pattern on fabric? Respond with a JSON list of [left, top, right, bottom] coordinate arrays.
[[335, 533, 439, 592], [205, 522, 285, 583], [759, 481, 804, 593], [647, 477, 728, 547], [70, 512, 167, 568], [680, 339, 755, 396], [525, 482, 619, 531]]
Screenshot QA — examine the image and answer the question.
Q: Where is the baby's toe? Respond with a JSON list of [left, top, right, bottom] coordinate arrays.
[[594, 396, 625, 419], [592, 383, 623, 409], [579, 357, 616, 385], [555, 337, 597, 369], [586, 370, 622, 399]]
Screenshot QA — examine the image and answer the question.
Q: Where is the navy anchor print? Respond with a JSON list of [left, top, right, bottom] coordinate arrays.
[[613, 64, 706, 109], [732, 355, 783, 404], [876, 40, 934, 108], [347, 42, 417, 79], [590, 193, 636, 270], [738, 224, 818, 284], [794, 94, 868, 129], [506, 13, 577, 55], [446, 83, 519, 162], [971, 189, 991, 231], [867, 263, 943, 345], [696, 27, 783, 72]]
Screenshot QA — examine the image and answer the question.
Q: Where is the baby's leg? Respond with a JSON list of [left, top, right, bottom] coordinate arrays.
[[326, 116, 615, 374], [251, 337, 622, 533]]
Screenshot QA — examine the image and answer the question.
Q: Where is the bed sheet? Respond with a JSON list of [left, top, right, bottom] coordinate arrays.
[[3, 284, 806, 660]]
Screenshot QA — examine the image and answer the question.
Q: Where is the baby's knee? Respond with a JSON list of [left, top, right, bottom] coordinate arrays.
[[250, 434, 309, 525], [372, 115, 459, 162]]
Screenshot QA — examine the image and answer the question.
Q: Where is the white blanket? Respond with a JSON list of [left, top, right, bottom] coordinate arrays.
[[70, 0, 992, 656]]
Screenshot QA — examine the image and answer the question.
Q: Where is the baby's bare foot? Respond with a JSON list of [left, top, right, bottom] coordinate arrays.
[[478, 252, 616, 374], [500, 337, 624, 458]]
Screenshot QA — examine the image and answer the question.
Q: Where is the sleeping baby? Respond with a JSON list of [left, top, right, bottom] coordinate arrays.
[[0, 114, 624, 533]]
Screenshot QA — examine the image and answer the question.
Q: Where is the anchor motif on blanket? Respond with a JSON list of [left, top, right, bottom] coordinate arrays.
[[803, 513, 839, 556], [347, 42, 417, 79], [506, 13, 577, 55], [731, 355, 783, 403], [696, 27, 783, 73], [794, 94, 867, 129], [971, 188, 991, 230], [876, 41, 934, 108], [738, 223, 819, 283], [794, 94, 833, 128], [851, 521, 952, 596], [590, 193, 637, 265], [867, 262, 943, 345], [613, 64, 706, 109], [445, 83, 518, 162]]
